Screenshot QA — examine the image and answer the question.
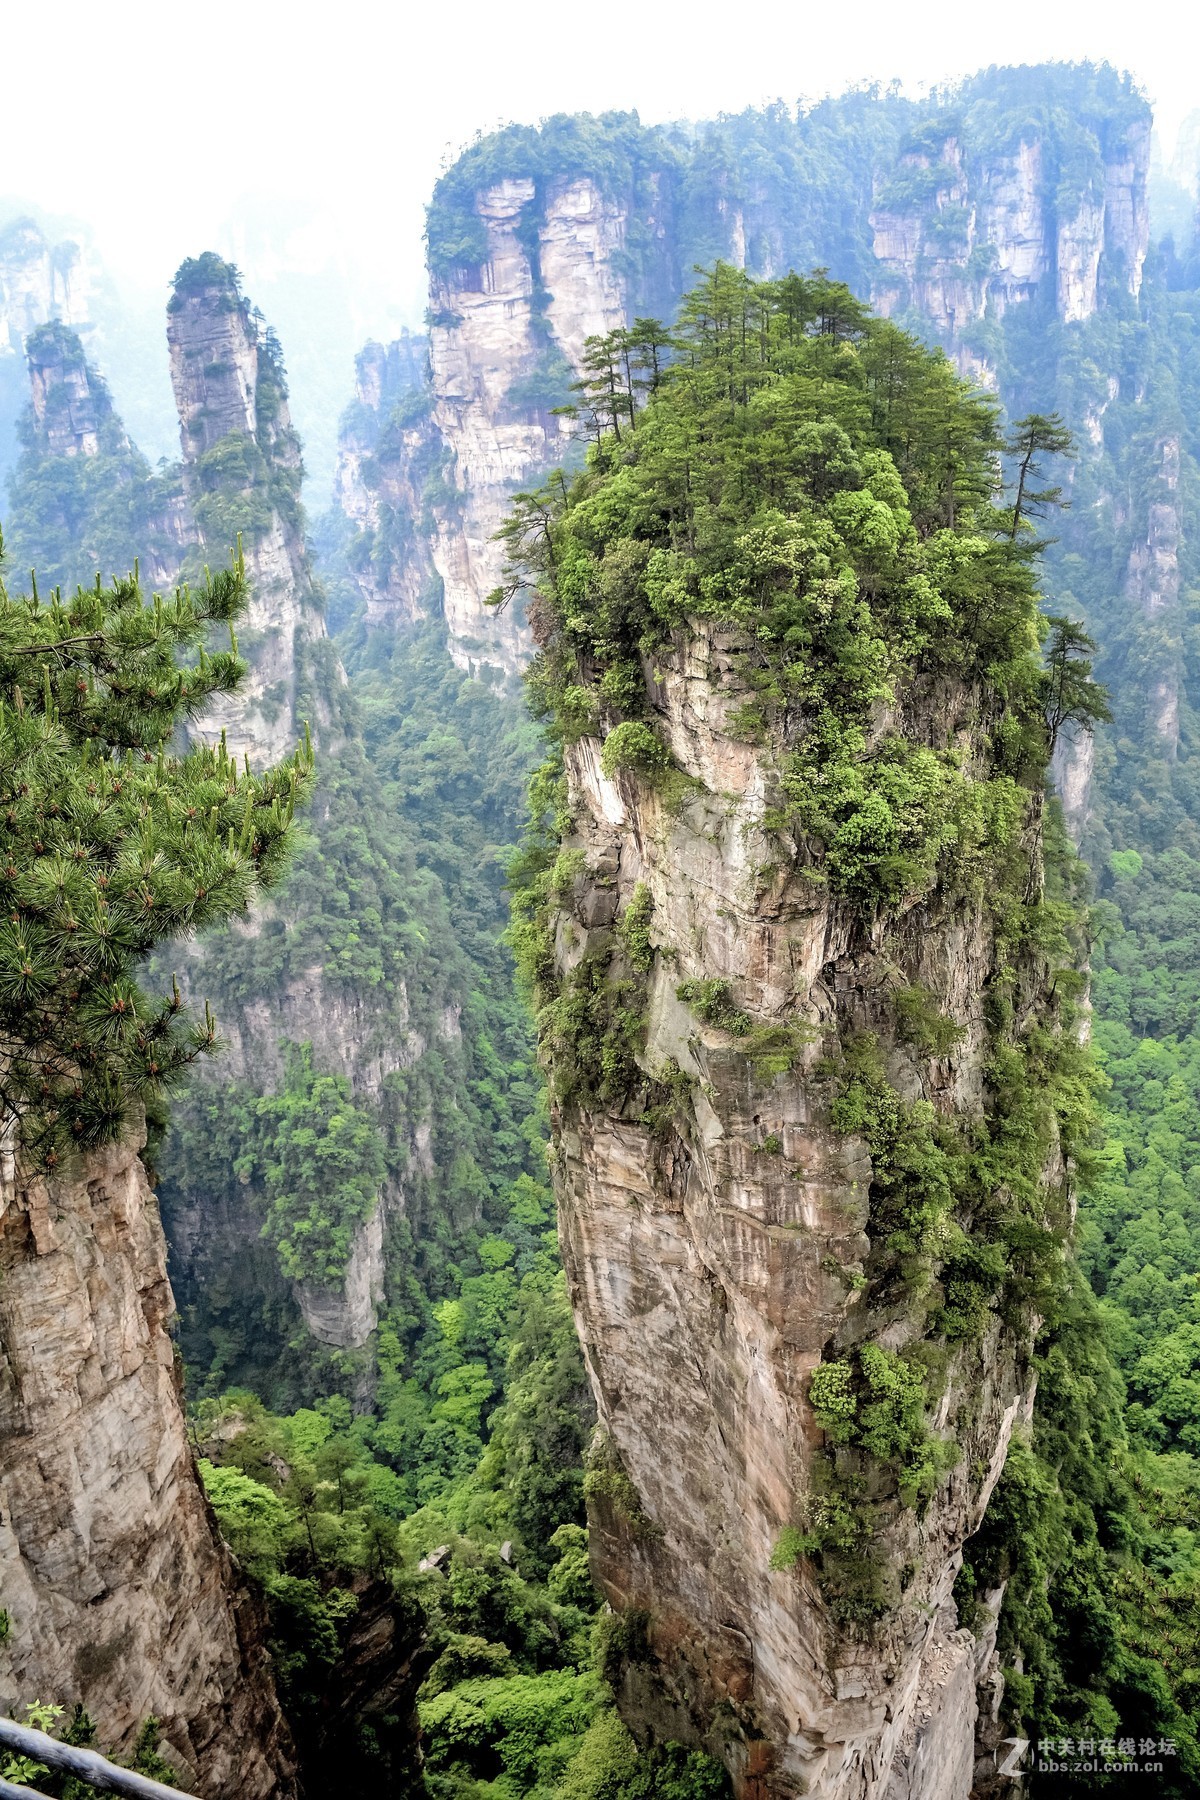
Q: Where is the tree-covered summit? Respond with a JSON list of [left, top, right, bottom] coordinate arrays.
[[504, 264, 1076, 910]]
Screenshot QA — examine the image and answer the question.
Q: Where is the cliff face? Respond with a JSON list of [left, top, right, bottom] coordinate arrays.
[[1122, 433, 1182, 754], [870, 116, 1149, 368], [550, 634, 1037, 1799], [25, 321, 119, 459], [426, 175, 624, 675], [329, 332, 439, 628], [0, 219, 95, 361], [167, 256, 335, 767], [330, 75, 1152, 686], [0, 1126, 297, 1798]]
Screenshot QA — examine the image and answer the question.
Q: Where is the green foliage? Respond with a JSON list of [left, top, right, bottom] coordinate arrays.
[[0, 555, 310, 1161], [675, 978, 752, 1036], [0, 1701, 179, 1796], [158, 623, 547, 1407], [809, 1346, 958, 1508], [616, 881, 654, 972], [598, 720, 670, 782], [4, 325, 170, 591], [891, 984, 965, 1057], [769, 1526, 817, 1570], [169, 251, 243, 306], [235, 1042, 387, 1284], [501, 265, 1051, 919]]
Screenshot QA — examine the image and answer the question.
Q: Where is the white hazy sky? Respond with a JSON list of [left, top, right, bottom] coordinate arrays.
[[4, 0, 1197, 324], [2, 0, 1195, 484]]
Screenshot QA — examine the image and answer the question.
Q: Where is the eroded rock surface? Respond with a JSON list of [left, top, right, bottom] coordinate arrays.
[[549, 631, 1044, 1799], [0, 1127, 297, 1798], [167, 256, 336, 767]]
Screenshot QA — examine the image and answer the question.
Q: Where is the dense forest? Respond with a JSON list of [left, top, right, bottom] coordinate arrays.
[[2, 54, 1200, 1800]]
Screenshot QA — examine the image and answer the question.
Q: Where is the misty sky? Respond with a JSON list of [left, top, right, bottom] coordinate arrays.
[[6, 0, 1196, 318], [2, 0, 1195, 486]]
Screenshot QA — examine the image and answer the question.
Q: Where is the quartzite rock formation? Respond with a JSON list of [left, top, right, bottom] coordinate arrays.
[[0, 1124, 298, 1798], [548, 626, 1045, 1799], [332, 76, 1151, 693], [166, 254, 335, 768]]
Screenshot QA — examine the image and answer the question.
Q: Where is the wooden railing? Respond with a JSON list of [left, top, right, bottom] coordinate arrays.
[[0, 1718, 199, 1800]]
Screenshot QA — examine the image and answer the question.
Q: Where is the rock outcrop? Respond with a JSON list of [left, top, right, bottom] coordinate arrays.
[[870, 115, 1149, 370], [167, 254, 335, 766], [329, 332, 439, 628], [0, 1125, 297, 1798], [551, 637, 1041, 1796], [25, 321, 120, 459], [1122, 433, 1182, 753], [330, 72, 1152, 686], [426, 175, 625, 676], [0, 218, 95, 363], [293, 1202, 385, 1349]]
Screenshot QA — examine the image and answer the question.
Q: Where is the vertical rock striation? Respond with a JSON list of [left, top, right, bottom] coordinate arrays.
[[25, 321, 119, 459], [0, 1126, 297, 1798], [554, 656, 1037, 1799], [330, 331, 439, 628], [1122, 433, 1182, 755], [869, 114, 1149, 374], [167, 254, 335, 766], [0, 218, 96, 361], [426, 176, 629, 675]]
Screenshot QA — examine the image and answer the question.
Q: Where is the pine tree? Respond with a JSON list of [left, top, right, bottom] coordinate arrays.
[[0, 540, 312, 1165], [1005, 411, 1075, 541], [1042, 615, 1112, 750]]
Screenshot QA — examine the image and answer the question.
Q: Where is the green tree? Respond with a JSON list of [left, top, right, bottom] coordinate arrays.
[[1005, 412, 1074, 542], [1042, 616, 1112, 752], [242, 1042, 388, 1285], [0, 548, 310, 1162]]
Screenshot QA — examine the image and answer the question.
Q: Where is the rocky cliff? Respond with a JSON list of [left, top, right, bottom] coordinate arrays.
[[869, 112, 1149, 371], [0, 1124, 297, 1798], [552, 656, 1039, 1800], [329, 67, 1152, 686], [0, 219, 95, 359], [1121, 433, 1182, 754], [167, 253, 335, 767], [24, 320, 120, 459], [329, 331, 439, 628], [426, 174, 628, 676]]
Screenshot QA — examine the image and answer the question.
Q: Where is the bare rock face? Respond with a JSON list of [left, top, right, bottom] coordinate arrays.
[[1051, 725, 1096, 844], [25, 321, 119, 458], [293, 1201, 385, 1349], [548, 629, 1047, 1799], [330, 332, 438, 628], [167, 254, 336, 767], [1123, 434, 1182, 754], [334, 174, 632, 673], [870, 118, 1149, 374], [427, 176, 619, 677], [0, 1126, 297, 1799], [0, 218, 95, 359]]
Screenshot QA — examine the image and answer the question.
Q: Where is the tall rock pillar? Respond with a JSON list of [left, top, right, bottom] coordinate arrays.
[[167, 253, 335, 766], [0, 1126, 298, 1798]]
